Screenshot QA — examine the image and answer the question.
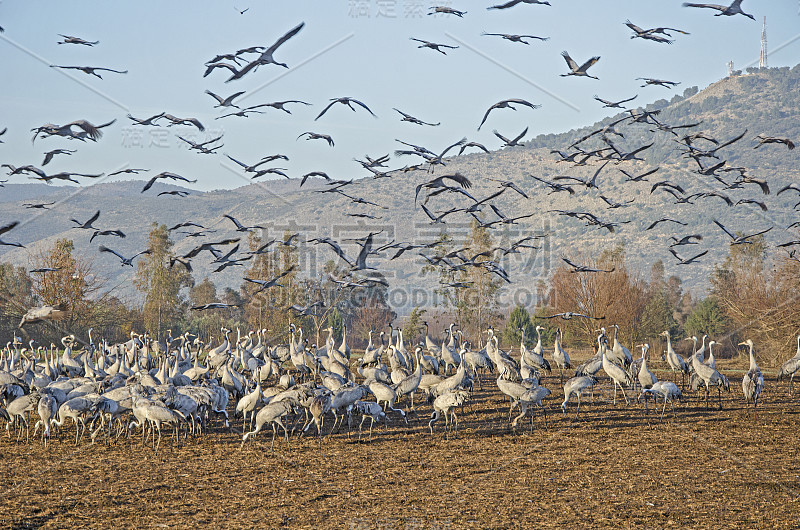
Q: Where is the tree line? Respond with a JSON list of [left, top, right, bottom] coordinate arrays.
[[1, 222, 797, 366]]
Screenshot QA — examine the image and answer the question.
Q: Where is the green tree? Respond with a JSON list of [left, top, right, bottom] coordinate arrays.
[[190, 277, 218, 307], [421, 229, 459, 311], [134, 223, 192, 340], [404, 306, 427, 345], [640, 289, 680, 341], [327, 307, 343, 343], [502, 305, 533, 348], [241, 230, 302, 334], [187, 277, 226, 342], [458, 219, 503, 345], [684, 297, 731, 339]]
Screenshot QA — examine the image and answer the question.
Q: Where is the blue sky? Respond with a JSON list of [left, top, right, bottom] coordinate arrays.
[[1, 0, 798, 191]]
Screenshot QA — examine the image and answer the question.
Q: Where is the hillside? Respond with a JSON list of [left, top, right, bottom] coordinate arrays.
[[1, 65, 799, 310]]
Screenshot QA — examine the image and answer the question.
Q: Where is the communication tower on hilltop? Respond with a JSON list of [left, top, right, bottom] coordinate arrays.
[[759, 16, 767, 69], [727, 60, 734, 77]]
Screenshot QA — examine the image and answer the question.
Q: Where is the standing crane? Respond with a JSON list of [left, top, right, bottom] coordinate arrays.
[[777, 335, 800, 394], [551, 327, 572, 385], [602, 343, 631, 405], [661, 330, 689, 387], [428, 390, 470, 438], [512, 385, 551, 431], [739, 339, 764, 415], [689, 341, 728, 410]]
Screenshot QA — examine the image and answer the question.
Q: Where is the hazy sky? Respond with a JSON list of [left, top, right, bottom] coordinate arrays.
[[1, 1, 798, 191]]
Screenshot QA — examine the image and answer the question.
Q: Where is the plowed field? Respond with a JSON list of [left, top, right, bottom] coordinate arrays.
[[3, 357, 799, 529]]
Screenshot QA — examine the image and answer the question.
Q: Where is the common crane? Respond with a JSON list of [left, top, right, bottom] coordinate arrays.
[[560, 51, 600, 79], [777, 336, 800, 394], [682, 1, 755, 20], [739, 339, 764, 415]]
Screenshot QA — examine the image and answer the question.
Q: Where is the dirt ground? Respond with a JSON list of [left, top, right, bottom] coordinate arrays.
[[2, 355, 800, 529]]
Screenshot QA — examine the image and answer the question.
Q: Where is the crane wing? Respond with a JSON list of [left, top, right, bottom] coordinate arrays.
[[265, 21, 305, 56], [560, 51, 578, 71], [0, 221, 19, 236], [712, 219, 736, 239], [577, 56, 600, 72]]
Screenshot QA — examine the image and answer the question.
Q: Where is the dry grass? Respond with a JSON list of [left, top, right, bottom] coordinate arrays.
[[2, 355, 799, 529]]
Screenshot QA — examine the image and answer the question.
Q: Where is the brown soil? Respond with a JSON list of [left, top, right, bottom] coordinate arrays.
[[2, 357, 799, 529]]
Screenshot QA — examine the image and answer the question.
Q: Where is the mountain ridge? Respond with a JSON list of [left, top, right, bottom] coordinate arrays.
[[1, 65, 798, 311]]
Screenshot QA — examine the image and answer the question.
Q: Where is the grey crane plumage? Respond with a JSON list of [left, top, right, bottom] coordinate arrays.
[[740, 339, 764, 414], [487, 0, 550, 9], [205, 90, 245, 108], [410, 38, 459, 55], [477, 98, 540, 130], [777, 336, 800, 393], [560, 51, 600, 79], [552, 328, 572, 385], [428, 390, 470, 437], [662, 330, 689, 387], [602, 344, 631, 405], [50, 65, 127, 79], [682, 0, 755, 20], [561, 375, 597, 418], [98, 245, 151, 267], [640, 381, 682, 420], [240, 399, 294, 450], [58, 34, 99, 46], [314, 97, 377, 121], [482, 32, 549, 45], [226, 22, 305, 81], [712, 219, 772, 245]]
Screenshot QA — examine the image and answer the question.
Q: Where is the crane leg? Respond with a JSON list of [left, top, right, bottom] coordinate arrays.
[[281, 419, 290, 449], [660, 397, 667, 422], [575, 395, 582, 420]]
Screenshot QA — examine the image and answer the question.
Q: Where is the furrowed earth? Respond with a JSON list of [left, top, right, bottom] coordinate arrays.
[[2, 352, 799, 529]]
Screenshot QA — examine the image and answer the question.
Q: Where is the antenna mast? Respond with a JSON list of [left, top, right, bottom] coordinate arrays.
[[759, 16, 767, 69]]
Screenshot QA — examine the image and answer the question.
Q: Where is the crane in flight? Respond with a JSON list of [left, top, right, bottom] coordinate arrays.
[[560, 51, 600, 79], [225, 22, 305, 81], [713, 219, 772, 245], [98, 246, 151, 267], [593, 94, 637, 108], [477, 98, 540, 130], [481, 32, 549, 45], [487, 0, 550, 9], [410, 38, 459, 55], [50, 65, 127, 79], [682, 1, 755, 20]]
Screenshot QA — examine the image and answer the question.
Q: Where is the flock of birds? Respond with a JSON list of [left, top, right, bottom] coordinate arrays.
[[1, 320, 797, 450], [0, 0, 796, 298], [1, 0, 799, 449]]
